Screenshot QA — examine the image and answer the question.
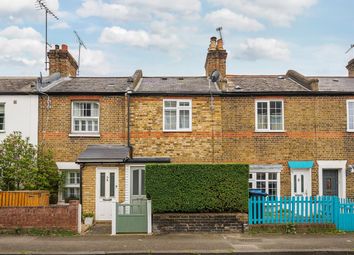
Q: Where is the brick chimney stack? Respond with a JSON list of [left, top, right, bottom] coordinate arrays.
[[204, 36, 227, 79], [47, 44, 78, 77], [346, 59, 354, 77]]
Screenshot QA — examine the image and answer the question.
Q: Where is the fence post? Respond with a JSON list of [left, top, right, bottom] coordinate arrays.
[[147, 200, 152, 234], [111, 202, 116, 235]]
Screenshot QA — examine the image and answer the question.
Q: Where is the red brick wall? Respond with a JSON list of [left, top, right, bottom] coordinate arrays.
[[0, 200, 79, 232]]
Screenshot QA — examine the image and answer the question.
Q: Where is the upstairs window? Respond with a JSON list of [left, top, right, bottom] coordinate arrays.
[[347, 100, 354, 131], [163, 99, 192, 131], [0, 104, 4, 131], [256, 100, 284, 132], [72, 102, 99, 133]]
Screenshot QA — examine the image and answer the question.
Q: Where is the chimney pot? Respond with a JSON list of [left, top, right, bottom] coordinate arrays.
[[55, 44, 59, 50], [216, 39, 224, 50], [208, 37, 217, 51], [61, 44, 68, 52]]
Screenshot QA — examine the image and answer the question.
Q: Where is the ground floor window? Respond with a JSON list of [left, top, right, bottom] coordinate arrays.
[[62, 170, 80, 202], [130, 166, 145, 202], [249, 171, 280, 197]]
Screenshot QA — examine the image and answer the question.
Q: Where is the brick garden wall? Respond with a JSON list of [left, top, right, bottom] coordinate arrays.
[[153, 213, 248, 233], [0, 200, 79, 232]]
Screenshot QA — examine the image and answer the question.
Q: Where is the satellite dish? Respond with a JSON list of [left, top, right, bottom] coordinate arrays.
[[210, 70, 220, 83]]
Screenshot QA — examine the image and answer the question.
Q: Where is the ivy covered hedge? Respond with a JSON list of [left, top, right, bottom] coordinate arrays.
[[145, 164, 249, 213]]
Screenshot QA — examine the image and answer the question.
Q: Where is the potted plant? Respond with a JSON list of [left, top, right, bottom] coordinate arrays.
[[83, 212, 94, 225]]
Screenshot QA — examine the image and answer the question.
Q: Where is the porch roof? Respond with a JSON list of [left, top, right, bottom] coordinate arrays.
[[288, 161, 314, 169], [76, 145, 130, 163]]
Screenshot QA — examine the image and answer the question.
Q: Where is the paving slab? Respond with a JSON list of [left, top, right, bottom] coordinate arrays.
[[0, 233, 353, 254]]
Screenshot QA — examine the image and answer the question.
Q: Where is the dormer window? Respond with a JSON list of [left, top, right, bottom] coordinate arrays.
[[71, 102, 99, 134], [163, 99, 192, 132]]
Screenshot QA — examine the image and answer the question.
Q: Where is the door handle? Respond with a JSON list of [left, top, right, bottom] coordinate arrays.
[[103, 198, 112, 201]]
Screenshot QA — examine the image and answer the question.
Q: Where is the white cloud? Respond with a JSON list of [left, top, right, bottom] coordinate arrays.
[[205, 8, 264, 32], [0, 26, 44, 75], [49, 21, 70, 30], [208, 0, 317, 26], [71, 48, 113, 76], [99, 26, 184, 52], [76, 0, 201, 22], [237, 38, 290, 61]]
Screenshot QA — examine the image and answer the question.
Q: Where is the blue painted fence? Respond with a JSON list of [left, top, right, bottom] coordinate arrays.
[[248, 196, 354, 232]]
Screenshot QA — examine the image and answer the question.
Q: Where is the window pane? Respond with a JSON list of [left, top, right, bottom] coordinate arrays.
[[294, 175, 297, 193], [81, 120, 86, 131], [76, 173, 80, 184], [69, 173, 75, 184], [268, 173, 277, 180], [141, 170, 145, 195], [249, 182, 253, 189], [164, 101, 177, 107], [268, 182, 277, 196], [94, 120, 98, 131], [179, 109, 190, 129], [270, 101, 283, 130], [301, 175, 304, 193], [256, 181, 266, 193], [256, 173, 266, 180], [100, 173, 105, 197], [73, 103, 80, 116], [92, 103, 99, 117], [257, 102, 268, 129], [349, 102, 354, 130], [132, 170, 139, 195], [0, 104, 4, 130], [110, 173, 115, 197], [164, 109, 177, 130], [179, 101, 190, 107], [87, 120, 92, 131], [74, 120, 80, 131]]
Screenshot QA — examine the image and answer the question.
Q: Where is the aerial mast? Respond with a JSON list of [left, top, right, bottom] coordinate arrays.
[[74, 30, 87, 76], [35, 0, 59, 72]]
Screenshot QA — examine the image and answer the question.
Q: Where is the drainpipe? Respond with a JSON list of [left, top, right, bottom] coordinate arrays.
[[79, 163, 83, 205], [126, 88, 133, 158]]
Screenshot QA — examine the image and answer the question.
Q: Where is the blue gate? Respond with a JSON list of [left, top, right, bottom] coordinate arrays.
[[335, 198, 354, 231]]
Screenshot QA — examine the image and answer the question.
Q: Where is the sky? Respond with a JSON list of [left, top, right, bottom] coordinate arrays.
[[0, 0, 353, 77]]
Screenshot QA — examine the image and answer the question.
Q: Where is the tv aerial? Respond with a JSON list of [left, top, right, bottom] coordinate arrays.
[[216, 26, 223, 40], [74, 30, 87, 76], [35, 0, 59, 72], [345, 44, 354, 54]]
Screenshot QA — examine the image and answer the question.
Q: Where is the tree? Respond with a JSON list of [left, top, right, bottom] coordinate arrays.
[[0, 132, 63, 203], [0, 132, 37, 190]]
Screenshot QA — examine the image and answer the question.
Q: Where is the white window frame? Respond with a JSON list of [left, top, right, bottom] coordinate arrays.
[[163, 99, 192, 132], [346, 100, 354, 132], [62, 170, 81, 201], [0, 103, 5, 132], [71, 101, 100, 134], [255, 99, 284, 132], [249, 168, 281, 197]]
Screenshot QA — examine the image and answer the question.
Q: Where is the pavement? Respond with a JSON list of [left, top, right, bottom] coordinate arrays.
[[0, 232, 354, 254]]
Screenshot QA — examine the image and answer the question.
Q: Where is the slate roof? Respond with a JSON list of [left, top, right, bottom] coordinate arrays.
[[0, 77, 37, 94], [45, 77, 130, 93], [314, 77, 354, 92], [225, 75, 309, 92], [77, 145, 130, 163], [136, 77, 220, 93]]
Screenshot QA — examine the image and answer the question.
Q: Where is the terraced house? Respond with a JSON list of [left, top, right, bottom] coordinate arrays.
[[32, 37, 354, 221]]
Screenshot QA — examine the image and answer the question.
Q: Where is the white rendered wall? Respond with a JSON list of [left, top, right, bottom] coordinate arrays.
[[0, 95, 38, 146]]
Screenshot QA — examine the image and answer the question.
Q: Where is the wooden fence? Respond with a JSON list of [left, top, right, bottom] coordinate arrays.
[[0, 191, 49, 207], [249, 196, 354, 232]]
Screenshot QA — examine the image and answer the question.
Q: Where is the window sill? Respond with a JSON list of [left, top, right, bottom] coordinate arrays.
[[69, 133, 100, 138], [0, 130, 5, 133], [163, 129, 192, 133], [346, 130, 354, 132], [254, 130, 286, 133], [64, 184, 80, 188]]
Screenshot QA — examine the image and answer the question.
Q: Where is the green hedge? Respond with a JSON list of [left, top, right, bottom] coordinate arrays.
[[145, 164, 249, 213]]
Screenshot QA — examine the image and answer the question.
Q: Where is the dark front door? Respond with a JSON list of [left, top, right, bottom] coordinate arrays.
[[323, 169, 338, 196]]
